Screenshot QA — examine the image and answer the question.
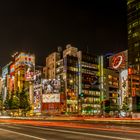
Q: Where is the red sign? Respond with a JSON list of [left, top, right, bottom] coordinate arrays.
[[109, 50, 127, 70], [132, 88, 136, 97]]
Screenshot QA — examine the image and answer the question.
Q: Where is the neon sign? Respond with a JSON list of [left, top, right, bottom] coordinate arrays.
[[109, 51, 127, 70], [112, 55, 123, 69]]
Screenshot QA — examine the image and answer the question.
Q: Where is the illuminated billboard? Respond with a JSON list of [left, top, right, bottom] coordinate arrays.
[[33, 70, 42, 113], [42, 94, 60, 103], [25, 65, 34, 81], [34, 88, 42, 113], [10, 64, 15, 76], [120, 69, 128, 95], [109, 50, 128, 70], [34, 70, 42, 85], [14, 52, 35, 81], [15, 52, 35, 68], [120, 69, 128, 105], [42, 79, 60, 94]]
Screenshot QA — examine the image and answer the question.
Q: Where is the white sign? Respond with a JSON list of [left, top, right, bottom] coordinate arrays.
[[42, 94, 60, 103]]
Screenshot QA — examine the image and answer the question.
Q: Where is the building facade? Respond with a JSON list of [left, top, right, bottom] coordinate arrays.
[[56, 45, 102, 115], [127, 0, 140, 112], [45, 52, 60, 79]]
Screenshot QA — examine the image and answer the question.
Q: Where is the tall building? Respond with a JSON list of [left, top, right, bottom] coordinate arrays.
[[45, 52, 60, 79], [127, 0, 140, 69], [78, 52, 101, 115], [62, 45, 79, 114], [103, 69, 119, 112], [108, 51, 129, 110], [127, 0, 140, 112], [13, 52, 35, 92], [42, 52, 61, 115], [56, 44, 102, 115]]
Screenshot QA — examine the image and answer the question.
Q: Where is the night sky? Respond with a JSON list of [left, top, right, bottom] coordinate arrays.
[[0, 0, 127, 67]]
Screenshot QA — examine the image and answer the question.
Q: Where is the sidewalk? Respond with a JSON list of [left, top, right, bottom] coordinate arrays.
[[11, 116, 140, 123]]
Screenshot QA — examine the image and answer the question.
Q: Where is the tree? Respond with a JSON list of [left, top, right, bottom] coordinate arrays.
[[5, 93, 20, 117], [101, 99, 110, 113], [10, 94, 20, 110], [19, 90, 31, 116]]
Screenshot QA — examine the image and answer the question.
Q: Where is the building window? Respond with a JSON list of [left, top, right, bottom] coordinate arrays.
[[136, 2, 140, 10], [127, 0, 134, 5], [135, 58, 138, 62], [132, 21, 138, 27], [134, 42, 139, 47], [128, 29, 132, 34], [132, 32, 139, 37]]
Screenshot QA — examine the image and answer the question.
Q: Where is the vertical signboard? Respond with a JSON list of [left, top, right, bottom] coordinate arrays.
[[120, 69, 128, 105], [33, 70, 42, 113]]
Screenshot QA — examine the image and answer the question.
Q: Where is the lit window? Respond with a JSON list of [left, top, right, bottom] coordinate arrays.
[[132, 21, 138, 27], [134, 42, 139, 47], [135, 58, 138, 62], [128, 29, 131, 34], [128, 24, 132, 29], [127, 0, 134, 5], [136, 2, 140, 10], [132, 32, 139, 37]]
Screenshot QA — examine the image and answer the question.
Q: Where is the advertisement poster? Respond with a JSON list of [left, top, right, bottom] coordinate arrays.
[[33, 70, 42, 113], [42, 79, 60, 94], [42, 94, 60, 103], [34, 88, 42, 113], [120, 69, 128, 105]]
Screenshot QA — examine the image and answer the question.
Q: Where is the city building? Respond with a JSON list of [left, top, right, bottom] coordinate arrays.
[[42, 52, 61, 115], [108, 50, 130, 112], [127, 0, 140, 113], [104, 69, 119, 112], [56, 59, 66, 113], [2, 52, 35, 105], [45, 52, 60, 79], [58, 44, 79, 114], [127, 0, 140, 70], [78, 52, 101, 115], [1, 62, 12, 102], [56, 45, 102, 115]]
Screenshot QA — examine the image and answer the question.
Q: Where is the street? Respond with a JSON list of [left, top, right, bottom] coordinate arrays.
[[0, 119, 140, 140]]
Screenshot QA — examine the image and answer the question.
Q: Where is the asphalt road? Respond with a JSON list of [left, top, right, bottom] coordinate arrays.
[[0, 122, 139, 140]]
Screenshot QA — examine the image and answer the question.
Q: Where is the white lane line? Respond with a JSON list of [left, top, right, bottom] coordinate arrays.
[[0, 128, 47, 140], [16, 125, 136, 140], [7, 125, 21, 129]]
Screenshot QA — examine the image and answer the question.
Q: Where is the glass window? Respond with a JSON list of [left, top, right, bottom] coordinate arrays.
[[127, 0, 134, 5], [135, 58, 138, 62], [132, 32, 139, 37], [134, 42, 139, 47], [128, 29, 131, 34], [132, 21, 138, 27]]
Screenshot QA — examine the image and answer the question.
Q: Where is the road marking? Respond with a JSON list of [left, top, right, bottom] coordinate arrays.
[[0, 128, 47, 140], [7, 125, 22, 129], [17, 125, 136, 140]]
